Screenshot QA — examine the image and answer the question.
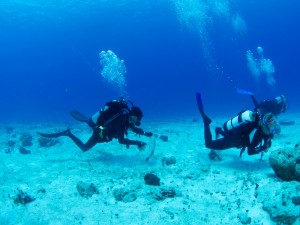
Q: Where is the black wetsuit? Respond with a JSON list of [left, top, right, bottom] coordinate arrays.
[[251, 95, 285, 116], [204, 119, 272, 155], [68, 113, 147, 152], [196, 92, 272, 155]]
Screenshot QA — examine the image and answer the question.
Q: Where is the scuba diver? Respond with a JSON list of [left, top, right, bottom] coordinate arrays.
[[251, 95, 286, 116], [37, 98, 153, 152], [196, 92, 278, 156]]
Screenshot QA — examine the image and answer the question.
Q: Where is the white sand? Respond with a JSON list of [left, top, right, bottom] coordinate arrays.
[[0, 114, 299, 225]]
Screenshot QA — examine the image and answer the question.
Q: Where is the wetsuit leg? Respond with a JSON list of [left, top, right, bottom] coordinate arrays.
[[215, 127, 225, 139], [196, 92, 236, 150], [67, 130, 100, 152], [204, 123, 236, 150]]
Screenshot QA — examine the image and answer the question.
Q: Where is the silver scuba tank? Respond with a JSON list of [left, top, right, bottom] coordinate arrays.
[[275, 95, 286, 104], [223, 110, 255, 132], [92, 111, 101, 124]]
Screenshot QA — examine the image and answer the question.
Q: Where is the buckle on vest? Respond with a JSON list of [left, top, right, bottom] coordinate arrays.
[[99, 126, 105, 138]]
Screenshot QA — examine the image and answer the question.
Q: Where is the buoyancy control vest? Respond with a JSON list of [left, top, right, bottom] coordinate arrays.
[[92, 99, 131, 126], [223, 110, 256, 132]]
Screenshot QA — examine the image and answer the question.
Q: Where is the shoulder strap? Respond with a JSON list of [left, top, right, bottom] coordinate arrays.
[[102, 111, 124, 126], [101, 99, 131, 126]]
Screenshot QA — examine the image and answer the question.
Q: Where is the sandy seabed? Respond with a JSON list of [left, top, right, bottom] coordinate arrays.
[[1, 113, 300, 225]]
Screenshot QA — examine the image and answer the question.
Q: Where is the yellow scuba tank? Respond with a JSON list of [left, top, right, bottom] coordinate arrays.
[[223, 110, 256, 132]]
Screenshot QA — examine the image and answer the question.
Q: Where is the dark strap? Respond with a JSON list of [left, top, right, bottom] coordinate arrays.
[[102, 107, 130, 126], [103, 112, 123, 126]]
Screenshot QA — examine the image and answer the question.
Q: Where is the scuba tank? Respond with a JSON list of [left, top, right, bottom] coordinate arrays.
[[223, 110, 256, 132]]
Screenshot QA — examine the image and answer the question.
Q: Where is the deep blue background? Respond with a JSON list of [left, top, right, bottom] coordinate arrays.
[[0, 0, 299, 122]]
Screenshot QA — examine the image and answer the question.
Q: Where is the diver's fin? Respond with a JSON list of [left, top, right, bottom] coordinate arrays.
[[37, 129, 70, 138], [196, 92, 204, 115], [70, 111, 89, 122], [196, 92, 211, 125], [236, 87, 254, 96]]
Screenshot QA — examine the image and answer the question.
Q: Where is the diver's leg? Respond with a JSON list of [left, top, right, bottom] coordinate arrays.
[[215, 127, 226, 139], [67, 130, 99, 152], [205, 125, 235, 150], [38, 129, 99, 152], [196, 92, 234, 150], [203, 118, 235, 150], [204, 123, 214, 148]]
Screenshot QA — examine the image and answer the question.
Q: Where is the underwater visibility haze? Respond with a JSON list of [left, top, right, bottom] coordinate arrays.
[[1, 0, 300, 122]]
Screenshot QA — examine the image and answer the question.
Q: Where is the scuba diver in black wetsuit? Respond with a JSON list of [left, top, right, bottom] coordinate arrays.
[[37, 98, 153, 152], [196, 93, 278, 156], [214, 94, 287, 138], [251, 95, 286, 116]]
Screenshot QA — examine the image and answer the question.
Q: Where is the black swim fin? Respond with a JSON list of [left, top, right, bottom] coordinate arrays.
[[37, 129, 70, 138], [196, 92, 212, 125], [70, 110, 89, 123], [196, 92, 205, 115]]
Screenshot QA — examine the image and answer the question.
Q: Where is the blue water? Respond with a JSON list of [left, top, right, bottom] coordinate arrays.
[[1, 0, 299, 122]]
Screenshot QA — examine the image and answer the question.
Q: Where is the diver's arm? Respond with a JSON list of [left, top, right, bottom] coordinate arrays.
[[130, 126, 145, 135], [250, 137, 271, 155], [130, 126, 153, 137], [247, 131, 271, 155], [118, 136, 145, 147], [117, 128, 146, 148], [256, 99, 278, 114], [247, 129, 262, 155]]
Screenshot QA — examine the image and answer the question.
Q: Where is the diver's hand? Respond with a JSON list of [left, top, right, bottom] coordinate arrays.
[[138, 141, 147, 151], [144, 132, 153, 137]]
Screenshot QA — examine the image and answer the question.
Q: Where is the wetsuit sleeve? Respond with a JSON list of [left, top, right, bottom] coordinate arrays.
[[253, 137, 271, 155], [117, 126, 145, 148], [130, 126, 153, 137], [248, 130, 272, 155], [258, 99, 276, 108], [130, 127, 145, 135], [118, 137, 144, 148], [256, 99, 280, 115]]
